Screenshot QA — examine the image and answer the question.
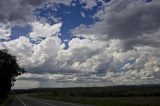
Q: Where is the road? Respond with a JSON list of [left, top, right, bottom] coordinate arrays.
[[6, 95, 93, 106]]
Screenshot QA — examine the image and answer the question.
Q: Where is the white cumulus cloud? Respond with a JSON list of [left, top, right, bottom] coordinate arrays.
[[30, 22, 62, 40]]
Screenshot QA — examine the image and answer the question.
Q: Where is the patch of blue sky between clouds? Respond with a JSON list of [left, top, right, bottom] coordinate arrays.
[[34, 0, 106, 48], [9, 0, 110, 48], [10, 25, 32, 40]]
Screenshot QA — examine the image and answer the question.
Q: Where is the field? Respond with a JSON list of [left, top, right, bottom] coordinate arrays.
[[27, 85, 160, 106], [30, 95, 160, 106]]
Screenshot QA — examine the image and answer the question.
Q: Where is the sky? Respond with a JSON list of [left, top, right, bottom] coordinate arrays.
[[0, 0, 160, 89]]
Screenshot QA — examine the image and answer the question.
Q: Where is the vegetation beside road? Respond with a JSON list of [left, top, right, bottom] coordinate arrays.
[[0, 96, 13, 106], [0, 49, 25, 104], [28, 85, 160, 106], [31, 94, 160, 106]]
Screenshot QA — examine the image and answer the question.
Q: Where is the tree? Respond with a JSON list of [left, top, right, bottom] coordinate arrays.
[[0, 49, 25, 102]]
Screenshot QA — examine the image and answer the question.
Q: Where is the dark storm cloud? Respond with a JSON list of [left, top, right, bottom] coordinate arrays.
[[0, 0, 48, 24], [101, 0, 160, 40], [105, 0, 160, 40], [73, 0, 160, 49], [123, 37, 160, 50]]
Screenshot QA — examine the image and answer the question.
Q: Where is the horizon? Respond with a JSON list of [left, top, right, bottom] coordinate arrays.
[[12, 83, 160, 90]]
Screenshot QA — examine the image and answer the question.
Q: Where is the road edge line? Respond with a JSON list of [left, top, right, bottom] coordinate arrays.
[[17, 96, 27, 106]]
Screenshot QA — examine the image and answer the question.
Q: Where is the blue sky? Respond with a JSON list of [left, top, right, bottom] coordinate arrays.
[[9, 0, 151, 44], [0, 0, 160, 89], [9, 0, 152, 44], [10, 0, 109, 48]]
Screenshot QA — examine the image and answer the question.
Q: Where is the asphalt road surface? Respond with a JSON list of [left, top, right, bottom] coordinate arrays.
[[6, 95, 93, 106]]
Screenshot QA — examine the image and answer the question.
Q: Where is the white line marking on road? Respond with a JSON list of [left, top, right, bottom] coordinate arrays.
[[31, 97, 84, 106], [28, 97, 56, 106], [17, 97, 27, 106]]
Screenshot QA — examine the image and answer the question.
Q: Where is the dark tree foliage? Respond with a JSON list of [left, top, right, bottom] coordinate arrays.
[[0, 49, 25, 102]]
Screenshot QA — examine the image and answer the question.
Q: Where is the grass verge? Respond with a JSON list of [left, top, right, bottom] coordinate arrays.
[[30, 93, 160, 106], [0, 96, 14, 106]]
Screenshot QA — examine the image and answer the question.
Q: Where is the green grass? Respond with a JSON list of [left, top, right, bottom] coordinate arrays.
[[30, 93, 160, 106]]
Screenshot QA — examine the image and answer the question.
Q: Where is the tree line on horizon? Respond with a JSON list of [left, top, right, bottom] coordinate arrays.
[[13, 85, 160, 97]]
